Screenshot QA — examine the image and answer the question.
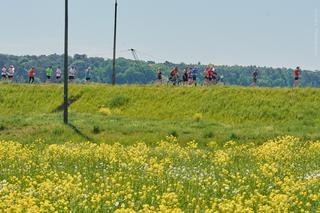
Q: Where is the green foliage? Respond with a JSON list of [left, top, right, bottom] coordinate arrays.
[[229, 133, 240, 141], [108, 95, 130, 109], [92, 125, 101, 134], [0, 123, 5, 131], [169, 130, 178, 138], [203, 131, 214, 139], [52, 128, 64, 136]]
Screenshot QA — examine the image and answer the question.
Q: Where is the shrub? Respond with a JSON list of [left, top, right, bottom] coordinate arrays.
[[93, 125, 101, 134], [203, 131, 214, 138], [0, 124, 5, 131], [169, 130, 178, 138], [229, 133, 239, 140], [109, 96, 130, 108], [52, 128, 64, 135]]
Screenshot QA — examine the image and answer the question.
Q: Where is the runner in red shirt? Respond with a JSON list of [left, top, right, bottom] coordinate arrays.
[[28, 66, 36, 84], [293, 66, 301, 88], [170, 67, 179, 85], [208, 68, 214, 81]]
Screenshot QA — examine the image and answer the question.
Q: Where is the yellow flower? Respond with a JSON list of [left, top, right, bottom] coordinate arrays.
[[193, 113, 203, 122], [213, 150, 230, 165], [99, 107, 112, 116]]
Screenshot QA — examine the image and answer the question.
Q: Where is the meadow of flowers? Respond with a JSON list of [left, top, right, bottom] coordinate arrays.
[[0, 136, 319, 212]]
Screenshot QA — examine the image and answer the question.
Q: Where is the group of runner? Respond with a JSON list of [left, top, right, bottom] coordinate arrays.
[[1, 65, 15, 81], [1, 65, 93, 83], [157, 65, 302, 87], [26, 66, 62, 84], [157, 64, 221, 86], [157, 64, 222, 86], [2, 64, 303, 87], [203, 64, 223, 85]]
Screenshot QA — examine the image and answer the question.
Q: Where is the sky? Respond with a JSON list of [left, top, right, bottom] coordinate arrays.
[[0, 0, 319, 70]]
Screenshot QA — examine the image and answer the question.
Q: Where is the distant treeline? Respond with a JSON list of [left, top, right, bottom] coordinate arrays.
[[1, 53, 319, 87]]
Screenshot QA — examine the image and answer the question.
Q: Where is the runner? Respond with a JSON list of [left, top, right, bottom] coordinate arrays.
[[207, 65, 214, 84], [212, 66, 218, 84], [252, 69, 258, 87], [156, 68, 162, 84], [170, 67, 179, 85], [46, 66, 53, 82], [182, 68, 189, 85], [203, 64, 216, 85], [7, 65, 15, 81], [1, 65, 7, 80], [203, 67, 209, 86], [192, 67, 198, 86], [68, 66, 76, 82], [56, 66, 62, 82], [187, 67, 192, 85], [85, 67, 92, 83], [293, 66, 301, 88], [220, 75, 225, 85], [28, 66, 36, 84]]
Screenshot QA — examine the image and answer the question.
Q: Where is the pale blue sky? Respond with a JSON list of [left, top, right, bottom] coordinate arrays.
[[0, 0, 319, 70]]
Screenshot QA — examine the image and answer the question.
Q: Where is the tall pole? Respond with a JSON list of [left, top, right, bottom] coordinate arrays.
[[64, 0, 69, 124], [112, 0, 118, 85]]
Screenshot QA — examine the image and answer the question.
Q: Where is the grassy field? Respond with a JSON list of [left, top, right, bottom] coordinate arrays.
[[1, 84, 320, 145], [0, 84, 320, 212]]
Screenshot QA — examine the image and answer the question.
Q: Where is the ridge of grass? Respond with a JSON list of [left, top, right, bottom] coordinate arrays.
[[0, 84, 319, 145]]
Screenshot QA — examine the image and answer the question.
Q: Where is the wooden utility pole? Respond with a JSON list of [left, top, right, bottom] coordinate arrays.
[[64, 0, 69, 124], [112, 0, 118, 85]]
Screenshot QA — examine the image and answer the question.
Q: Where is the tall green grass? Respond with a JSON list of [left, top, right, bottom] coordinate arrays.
[[0, 84, 319, 145], [1, 84, 320, 122]]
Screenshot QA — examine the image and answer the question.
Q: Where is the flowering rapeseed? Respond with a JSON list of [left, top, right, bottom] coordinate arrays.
[[0, 136, 319, 212]]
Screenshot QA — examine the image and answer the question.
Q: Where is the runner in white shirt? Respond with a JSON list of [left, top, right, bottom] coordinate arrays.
[[7, 65, 15, 81], [68, 66, 76, 82], [1, 66, 7, 80], [56, 66, 62, 82]]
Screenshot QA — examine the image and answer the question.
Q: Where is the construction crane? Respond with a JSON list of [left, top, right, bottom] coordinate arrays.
[[129, 49, 173, 84], [129, 49, 140, 61], [128, 48, 149, 83]]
